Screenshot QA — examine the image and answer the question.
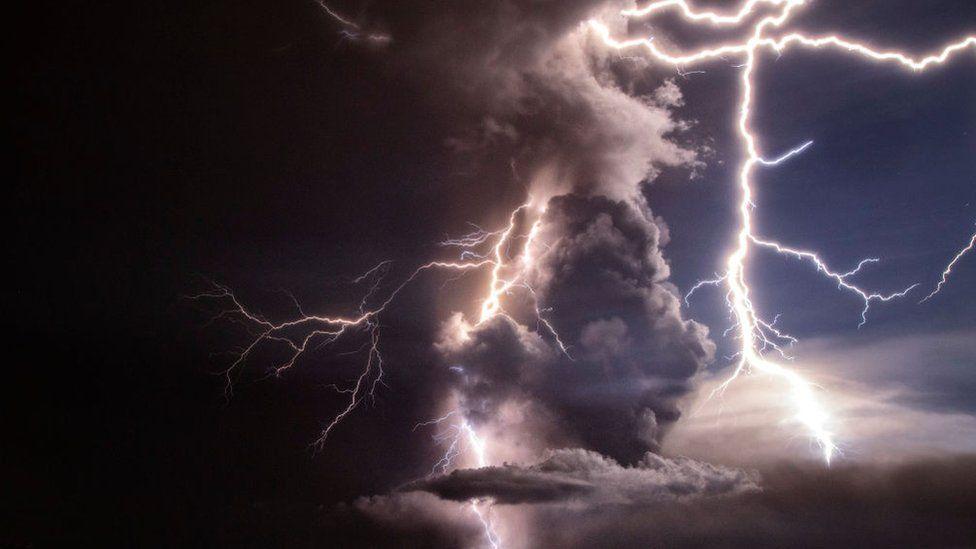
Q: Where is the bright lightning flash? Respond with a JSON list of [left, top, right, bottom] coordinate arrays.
[[193, 198, 553, 450], [413, 411, 502, 548], [920, 225, 976, 303], [194, 199, 556, 547], [314, 0, 391, 43], [591, 0, 975, 463]]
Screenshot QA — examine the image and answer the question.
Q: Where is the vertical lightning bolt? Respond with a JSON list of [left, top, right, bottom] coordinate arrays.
[[414, 412, 502, 547], [590, 0, 975, 463], [462, 423, 502, 549]]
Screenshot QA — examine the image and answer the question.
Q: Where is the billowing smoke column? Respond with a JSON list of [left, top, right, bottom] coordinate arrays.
[[435, 195, 714, 464]]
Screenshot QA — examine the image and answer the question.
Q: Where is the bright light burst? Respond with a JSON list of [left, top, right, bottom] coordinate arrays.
[[590, 0, 975, 463]]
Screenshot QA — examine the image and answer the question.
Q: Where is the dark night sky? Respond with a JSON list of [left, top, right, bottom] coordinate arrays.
[[7, 0, 976, 546]]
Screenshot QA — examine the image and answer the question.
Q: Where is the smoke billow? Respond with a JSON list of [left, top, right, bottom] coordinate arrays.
[[437, 195, 715, 463], [319, 0, 723, 542]]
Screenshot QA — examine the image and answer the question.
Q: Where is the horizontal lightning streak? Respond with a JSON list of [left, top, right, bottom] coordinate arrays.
[[623, 0, 793, 23], [749, 236, 918, 328]]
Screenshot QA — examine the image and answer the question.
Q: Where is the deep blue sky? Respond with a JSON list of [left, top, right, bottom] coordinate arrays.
[[651, 0, 975, 349], [645, 1, 976, 433]]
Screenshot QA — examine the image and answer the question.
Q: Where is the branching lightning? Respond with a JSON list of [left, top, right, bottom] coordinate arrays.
[[413, 410, 502, 547], [193, 198, 554, 456], [194, 198, 558, 547], [591, 0, 975, 463]]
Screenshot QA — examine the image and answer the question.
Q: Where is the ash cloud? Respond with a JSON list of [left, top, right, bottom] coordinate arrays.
[[292, 0, 715, 539], [379, 0, 700, 202], [438, 195, 715, 463], [349, 0, 713, 463]]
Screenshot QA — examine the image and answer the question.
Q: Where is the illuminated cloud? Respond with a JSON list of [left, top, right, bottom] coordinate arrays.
[[437, 195, 714, 463], [402, 448, 758, 504], [663, 331, 976, 465], [345, 453, 976, 547]]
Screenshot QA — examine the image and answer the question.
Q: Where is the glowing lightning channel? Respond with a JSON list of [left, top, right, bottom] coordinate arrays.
[[315, 0, 359, 28], [314, 0, 391, 43], [622, 0, 792, 22], [920, 225, 976, 303], [462, 422, 502, 549], [193, 197, 558, 457], [757, 139, 813, 165], [415, 413, 502, 548], [591, 0, 976, 463]]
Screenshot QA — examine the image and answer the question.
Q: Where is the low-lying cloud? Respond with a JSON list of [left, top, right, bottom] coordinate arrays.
[[402, 448, 758, 505], [339, 454, 976, 548]]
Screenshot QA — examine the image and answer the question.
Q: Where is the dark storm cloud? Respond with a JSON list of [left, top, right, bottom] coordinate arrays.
[[438, 195, 715, 463], [401, 448, 756, 505], [401, 465, 595, 505]]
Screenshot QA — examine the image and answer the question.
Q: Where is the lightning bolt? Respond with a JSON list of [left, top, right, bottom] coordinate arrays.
[[591, 0, 975, 463], [314, 0, 391, 43], [414, 411, 502, 547], [192, 196, 558, 459], [462, 423, 502, 549], [920, 225, 976, 302], [195, 196, 556, 547]]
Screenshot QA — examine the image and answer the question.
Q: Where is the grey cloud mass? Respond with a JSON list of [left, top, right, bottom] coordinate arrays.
[[437, 195, 715, 463], [401, 448, 757, 505], [382, 0, 700, 202], [381, 1, 713, 466], [342, 455, 976, 548]]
